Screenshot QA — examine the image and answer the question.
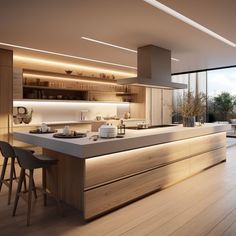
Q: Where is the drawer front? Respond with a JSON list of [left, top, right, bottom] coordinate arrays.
[[85, 132, 226, 189], [85, 139, 190, 189], [189, 132, 226, 156], [84, 158, 191, 219], [190, 147, 226, 175], [84, 146, 226, 220]]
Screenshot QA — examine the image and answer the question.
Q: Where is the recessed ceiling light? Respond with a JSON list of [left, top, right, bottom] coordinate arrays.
[[82, 36, 180, 61], [0, 42, 136, 69], [143, 0, 236, 47]]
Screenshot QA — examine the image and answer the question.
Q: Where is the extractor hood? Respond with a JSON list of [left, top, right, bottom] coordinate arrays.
[[117, 45, 187, 89]]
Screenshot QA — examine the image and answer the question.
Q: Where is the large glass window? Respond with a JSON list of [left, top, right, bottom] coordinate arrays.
[[172, 71, 207, 123], [172, 67, 236, 123]]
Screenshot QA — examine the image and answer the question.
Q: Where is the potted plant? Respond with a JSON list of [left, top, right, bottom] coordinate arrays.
[[177, 91, 206, 127]]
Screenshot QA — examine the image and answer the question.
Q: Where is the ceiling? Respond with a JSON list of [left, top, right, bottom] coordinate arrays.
[[0, 0, 235, 76]]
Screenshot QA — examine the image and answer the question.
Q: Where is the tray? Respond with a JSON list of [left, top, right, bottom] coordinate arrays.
[[29, 129, 57, 134], [53, 132, 87, 139]]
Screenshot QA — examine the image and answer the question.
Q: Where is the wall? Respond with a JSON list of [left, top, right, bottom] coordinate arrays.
[[13, 100, 130, 125]]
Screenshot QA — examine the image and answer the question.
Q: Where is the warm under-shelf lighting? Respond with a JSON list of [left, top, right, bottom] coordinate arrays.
[[143, 0, 236, 47], [23, 72, 120, 86], [14, 55, 136, 78], [13, 100, 130, 107], [81, 36, 180, 61]]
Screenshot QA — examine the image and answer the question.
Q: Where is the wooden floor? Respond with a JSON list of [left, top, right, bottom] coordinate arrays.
[[2, 142, 236, 235]]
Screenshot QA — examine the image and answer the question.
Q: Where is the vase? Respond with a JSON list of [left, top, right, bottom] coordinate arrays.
[[183, 116, 195, 127]]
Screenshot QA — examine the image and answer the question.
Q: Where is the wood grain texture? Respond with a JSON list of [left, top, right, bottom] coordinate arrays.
[[162, 89, 172, 124], [84, 147, 225, 219], [0, 49, 13, 149], [129, 86, 145, 119], [85, 132, 226, 188], [43, 148, 85, 211]]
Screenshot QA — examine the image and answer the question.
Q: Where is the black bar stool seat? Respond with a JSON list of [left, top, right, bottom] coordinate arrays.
[[0, 141, 35, 205], [0, 141, 37, 205], [13, 147, 61, 226]]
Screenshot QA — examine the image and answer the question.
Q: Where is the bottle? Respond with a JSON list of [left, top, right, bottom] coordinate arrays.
[[117, 120, 126, 135]]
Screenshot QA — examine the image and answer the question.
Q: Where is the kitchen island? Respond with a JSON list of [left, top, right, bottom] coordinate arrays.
[[14, 123, 230, 220]]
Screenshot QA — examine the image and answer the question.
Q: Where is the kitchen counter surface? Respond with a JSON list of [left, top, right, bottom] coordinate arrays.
[[14, 123, 230, 159]]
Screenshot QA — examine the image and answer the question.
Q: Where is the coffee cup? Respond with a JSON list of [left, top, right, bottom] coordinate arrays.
[[63, 126, 70, 135], [41, 123, 48, 132]]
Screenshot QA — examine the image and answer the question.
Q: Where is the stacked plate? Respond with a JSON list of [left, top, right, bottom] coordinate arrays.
[[99, 124, 117, 138]]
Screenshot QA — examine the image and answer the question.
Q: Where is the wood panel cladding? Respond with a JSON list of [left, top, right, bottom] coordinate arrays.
[[85, 132, 226, 189], [84, 147, 225, 219], [43, 148, 85, 211], [0, 49, 13, 149], [38, 132, 226, 221]]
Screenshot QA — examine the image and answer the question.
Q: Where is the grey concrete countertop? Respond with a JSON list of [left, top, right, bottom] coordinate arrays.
[[13, 123, 230, 159]]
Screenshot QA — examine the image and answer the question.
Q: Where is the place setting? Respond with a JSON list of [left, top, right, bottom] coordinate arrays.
[[53, 125, 87, 139], [29, 123, 57, 134]]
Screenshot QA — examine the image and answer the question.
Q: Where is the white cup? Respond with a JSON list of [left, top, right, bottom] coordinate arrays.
[[41, 123, 48, 132], [63, 126, 70, 135]]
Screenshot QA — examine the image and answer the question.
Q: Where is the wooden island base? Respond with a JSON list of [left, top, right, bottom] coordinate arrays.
[[43, 132, 226, 220]]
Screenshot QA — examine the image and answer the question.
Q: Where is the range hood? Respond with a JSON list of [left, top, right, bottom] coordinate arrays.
[[117, 45, 187, 89]]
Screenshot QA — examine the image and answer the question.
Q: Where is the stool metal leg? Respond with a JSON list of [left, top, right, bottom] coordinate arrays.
[[0, 158, 8, 191], [8, 157, 15, 205], [42, 167, 47, 206], [13, 163, 17, 179], [32, 177, 37, 199], [13, 168, 25, 216], [23, 175, 27, 192], [27, 169, 34, 226]]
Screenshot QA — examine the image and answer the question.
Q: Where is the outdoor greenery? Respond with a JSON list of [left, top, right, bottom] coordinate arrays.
[[177, 91, 206, 118], [208, 92, 236, 122]]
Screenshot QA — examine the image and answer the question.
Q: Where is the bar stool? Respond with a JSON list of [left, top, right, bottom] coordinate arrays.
[[13, 147, 61, 226], [0, 141, 18, 205], [0, 141, 36, 205]]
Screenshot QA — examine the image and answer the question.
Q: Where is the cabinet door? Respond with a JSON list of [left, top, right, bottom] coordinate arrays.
[[163, 89, 172, 124], [146, 88, 162, 125], [146, 88, 172, 125]]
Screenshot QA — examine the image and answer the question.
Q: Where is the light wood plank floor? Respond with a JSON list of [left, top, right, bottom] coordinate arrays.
[[1, 143, 236, 236]]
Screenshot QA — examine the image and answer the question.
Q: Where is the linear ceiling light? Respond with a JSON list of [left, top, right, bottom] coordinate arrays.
[[82, 36, 180, 61], [81, 37, 137, 53], [143, 0, 236, 47], [14, 55, 136, 77], [0, 41, 136, 69]]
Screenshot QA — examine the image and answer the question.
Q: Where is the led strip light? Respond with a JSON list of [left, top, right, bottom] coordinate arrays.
[[81, 36, 180, 61], [143, 0, 236, 47], [0, 42, 137, 69]]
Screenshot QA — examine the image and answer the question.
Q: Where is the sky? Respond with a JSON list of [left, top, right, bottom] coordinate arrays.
[[208, 67, 236, 97]]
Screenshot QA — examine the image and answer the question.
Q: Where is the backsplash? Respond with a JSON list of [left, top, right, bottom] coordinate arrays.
[[13, 101, 130, 125]]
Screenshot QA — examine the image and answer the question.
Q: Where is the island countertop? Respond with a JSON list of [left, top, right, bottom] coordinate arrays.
[[13, 123, 230, 159]]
